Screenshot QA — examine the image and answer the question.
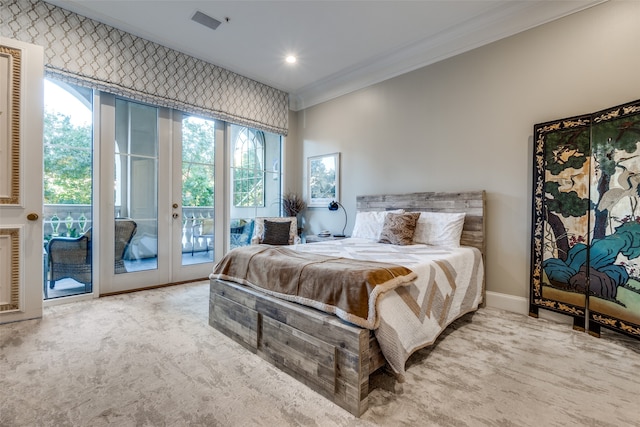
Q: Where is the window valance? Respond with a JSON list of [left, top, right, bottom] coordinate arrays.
[[2, 0, 289, 135]]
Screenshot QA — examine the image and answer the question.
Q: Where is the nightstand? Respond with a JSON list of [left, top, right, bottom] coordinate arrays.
[[304, 234, 348, 243]]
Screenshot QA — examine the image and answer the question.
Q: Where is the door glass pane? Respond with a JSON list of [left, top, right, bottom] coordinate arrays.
[[229, 124, 282, 249], [181, 116, 215, 265], [43, 79, 93, 299], [115, 99, 158, 272]]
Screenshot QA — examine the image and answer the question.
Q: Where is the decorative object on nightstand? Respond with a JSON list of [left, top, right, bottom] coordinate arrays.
[[281, 191, 306, 235], [328, 200, 347, 237], [305, 234, 347, 243]]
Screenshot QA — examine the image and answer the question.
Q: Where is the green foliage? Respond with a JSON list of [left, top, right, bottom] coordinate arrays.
[[232, 129, 265, 207], [545, 181, 591, 217], [233, 172, 264, 206], [43, 112, 273, 211], [43, 111, 92, 204], [592, 116, 640, 176], [544, 128, 590, 176], [183, 163, 214, 207], [310, 159, 335, 199], [182, 117, 215, 207]]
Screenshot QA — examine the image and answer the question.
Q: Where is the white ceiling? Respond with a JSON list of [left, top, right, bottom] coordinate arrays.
[[45, 0, 605, 110]]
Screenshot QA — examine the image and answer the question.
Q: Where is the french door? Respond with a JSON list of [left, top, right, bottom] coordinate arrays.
[[0, 38, 44, 323], [97, 95, 218, 294]]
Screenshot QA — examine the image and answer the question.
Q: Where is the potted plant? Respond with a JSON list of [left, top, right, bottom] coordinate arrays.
[[281, 192, 307, 235]]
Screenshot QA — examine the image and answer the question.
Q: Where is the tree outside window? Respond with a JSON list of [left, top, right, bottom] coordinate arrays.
[[233, 128, 265, 207], [182, 116, 215, 208], [43, 80, 93, 206]]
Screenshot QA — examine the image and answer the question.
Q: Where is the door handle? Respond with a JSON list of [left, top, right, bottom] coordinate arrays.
[[27, 213, 39, 221], [172, 203, 179, 209]]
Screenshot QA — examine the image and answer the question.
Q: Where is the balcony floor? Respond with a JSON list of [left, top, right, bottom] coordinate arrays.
[[45, 250, 213, 299]]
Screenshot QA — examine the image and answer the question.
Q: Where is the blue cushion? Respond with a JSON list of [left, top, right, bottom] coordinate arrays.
[[230, 219, 254, 248]]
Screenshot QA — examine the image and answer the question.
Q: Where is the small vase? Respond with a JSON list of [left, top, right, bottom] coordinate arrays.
[[297, 214, 305, 236]]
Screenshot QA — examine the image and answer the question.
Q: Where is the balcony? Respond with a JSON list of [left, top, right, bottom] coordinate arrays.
[[42, 204, 222, 299]]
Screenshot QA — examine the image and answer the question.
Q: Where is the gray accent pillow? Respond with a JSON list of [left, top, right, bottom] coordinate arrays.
[[262, 220, 292, 245]]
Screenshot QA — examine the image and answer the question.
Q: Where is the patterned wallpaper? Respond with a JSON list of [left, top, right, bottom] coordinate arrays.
[[1, 0, 289, 135]]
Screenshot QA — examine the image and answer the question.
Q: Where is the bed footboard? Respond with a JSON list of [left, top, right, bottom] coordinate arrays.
[[209, 278, 381, 417]]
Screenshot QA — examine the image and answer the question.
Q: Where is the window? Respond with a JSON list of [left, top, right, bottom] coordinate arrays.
[[182, 116, 215, 208], [43, 79, 93, 211], [229, 124, 283, 249], [43, 79, 93, 241], [233, 127, 265, 207], [182, 115, 216, 262]]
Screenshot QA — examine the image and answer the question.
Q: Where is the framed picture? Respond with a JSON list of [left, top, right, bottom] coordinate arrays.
[[307, 152, 340, 207]]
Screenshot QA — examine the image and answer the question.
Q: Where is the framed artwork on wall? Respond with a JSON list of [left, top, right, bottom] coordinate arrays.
[[307, 152, 340, 208]]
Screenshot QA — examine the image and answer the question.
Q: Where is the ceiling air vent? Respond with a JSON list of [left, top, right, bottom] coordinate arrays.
[[191, 11, 222, 31]]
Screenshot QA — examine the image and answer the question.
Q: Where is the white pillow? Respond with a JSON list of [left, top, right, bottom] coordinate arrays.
[[413, 212, 466, 247], [351, 209, 404, 240]]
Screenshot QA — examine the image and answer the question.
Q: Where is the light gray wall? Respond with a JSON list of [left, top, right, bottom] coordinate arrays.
[[288, 1, 640, 299], [283, 109, 303, 197]]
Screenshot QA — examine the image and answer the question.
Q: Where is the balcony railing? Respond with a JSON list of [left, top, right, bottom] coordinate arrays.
[[43, 204, 215, 256]]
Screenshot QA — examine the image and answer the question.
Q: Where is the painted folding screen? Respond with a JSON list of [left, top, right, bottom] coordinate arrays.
[[530, 99, 640, 339]]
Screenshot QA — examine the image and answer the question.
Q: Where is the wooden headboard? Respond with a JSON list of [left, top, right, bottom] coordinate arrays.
[[356, 191, 486, 254]]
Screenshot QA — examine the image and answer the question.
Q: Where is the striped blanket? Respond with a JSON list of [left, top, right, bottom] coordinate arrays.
[[292, 238, 484, 378], [211, 238, 484, 379], [211, 244, 417, 329]]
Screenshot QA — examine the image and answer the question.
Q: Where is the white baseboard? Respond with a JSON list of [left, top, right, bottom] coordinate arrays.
[[485, 291, 529, 314], [484, 291, 573, 325]]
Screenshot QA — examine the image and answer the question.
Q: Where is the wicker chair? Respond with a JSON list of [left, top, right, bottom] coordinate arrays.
[[47, 218, 137, 291]]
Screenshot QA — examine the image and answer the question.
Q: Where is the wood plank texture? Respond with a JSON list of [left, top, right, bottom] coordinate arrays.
[[210, 279, 371, 416], [209, 191, 486, 417], [260, 316, 336, 394], [357, 190, 486, 254]]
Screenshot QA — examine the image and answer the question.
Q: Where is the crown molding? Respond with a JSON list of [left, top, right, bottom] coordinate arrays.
[[289, 0, 606, 111]]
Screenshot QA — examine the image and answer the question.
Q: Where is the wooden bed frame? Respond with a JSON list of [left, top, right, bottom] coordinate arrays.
[[209, 191, 486, 416]]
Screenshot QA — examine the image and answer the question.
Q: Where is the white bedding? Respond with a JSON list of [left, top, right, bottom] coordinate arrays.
[[292, 237, 484, 378]]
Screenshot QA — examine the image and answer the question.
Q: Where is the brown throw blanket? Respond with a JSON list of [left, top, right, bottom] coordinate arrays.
[[211, 245, 417, 329]]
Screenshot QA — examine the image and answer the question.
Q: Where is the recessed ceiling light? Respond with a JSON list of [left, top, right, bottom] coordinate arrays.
[[285, 55, 297, 64]]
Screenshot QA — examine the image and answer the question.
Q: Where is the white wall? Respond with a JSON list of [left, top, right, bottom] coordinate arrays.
[[288, 1, 640, 305]]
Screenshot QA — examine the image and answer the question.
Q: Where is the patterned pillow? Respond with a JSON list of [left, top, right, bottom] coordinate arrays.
[[378, 212, 420, 245], [262, 220, 292, 245]]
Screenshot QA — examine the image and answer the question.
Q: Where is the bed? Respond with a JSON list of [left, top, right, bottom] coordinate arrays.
[[209, 191, 485, 416]]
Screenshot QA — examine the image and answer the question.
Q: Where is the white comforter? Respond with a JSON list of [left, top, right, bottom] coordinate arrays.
[[292, 237, 484, 378]]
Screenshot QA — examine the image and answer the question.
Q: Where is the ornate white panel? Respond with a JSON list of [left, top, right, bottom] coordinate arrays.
[[0, 228, 20, 312], [0, 45, 20, 204]]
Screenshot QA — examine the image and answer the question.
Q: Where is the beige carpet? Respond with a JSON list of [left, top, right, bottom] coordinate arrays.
[[1, 281, 639, 426]]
